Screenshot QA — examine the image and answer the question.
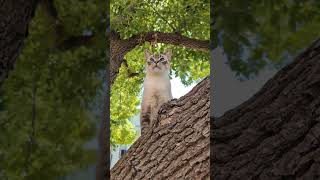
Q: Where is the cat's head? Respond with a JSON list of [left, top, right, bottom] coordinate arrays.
[[145, 49, 172, 75]]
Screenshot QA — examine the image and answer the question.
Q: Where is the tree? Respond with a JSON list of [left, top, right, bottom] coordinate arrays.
[[0, 0, 38, 86], [211, 38, 320, 179], [0, 0, 107, 180], [211, 2, 320, 178], [110, 38, 320, 180], [2, 0, 319, 179], [110, 0, 210, 147], [111, 1, 320, 179], [214, 0, 320, 78], [110, 0, 210, 179], [111, 77, 209, 179]]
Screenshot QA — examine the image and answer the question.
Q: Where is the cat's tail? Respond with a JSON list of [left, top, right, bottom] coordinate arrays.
[[140, 106, 151, 135]]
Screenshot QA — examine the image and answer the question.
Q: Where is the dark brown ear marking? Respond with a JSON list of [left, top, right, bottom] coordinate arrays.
[[141, 106, 151, 134]]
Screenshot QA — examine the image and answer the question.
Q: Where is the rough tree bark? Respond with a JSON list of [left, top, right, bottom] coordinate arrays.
[[212, 38, 320, 179], [110, 31, 210, 180], [111, 38, 320, 179], [111, 77, 210, 179], [0, 0, 38, 86], [0, 0, 95, 86]]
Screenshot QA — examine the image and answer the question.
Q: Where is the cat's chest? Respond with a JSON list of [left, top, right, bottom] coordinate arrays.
[[143, 78, 170, 93]]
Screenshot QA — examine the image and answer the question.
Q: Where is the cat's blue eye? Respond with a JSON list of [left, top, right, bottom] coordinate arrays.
[[162, 61, 167, 64], [150, 58, 155, 62], [159, 58, 165, 61]]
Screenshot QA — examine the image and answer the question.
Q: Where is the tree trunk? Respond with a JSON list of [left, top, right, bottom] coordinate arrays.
[[111, 38, 320, 179], [0, 0, 38, 85], [211, 38, 320, 179], [111, 77, 210, 179]]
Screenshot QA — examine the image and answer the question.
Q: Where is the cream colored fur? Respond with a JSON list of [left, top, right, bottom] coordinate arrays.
[[140, 49, 173, 134]]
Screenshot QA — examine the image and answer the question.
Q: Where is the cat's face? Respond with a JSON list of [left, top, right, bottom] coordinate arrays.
[[145, 49, 172, 75]]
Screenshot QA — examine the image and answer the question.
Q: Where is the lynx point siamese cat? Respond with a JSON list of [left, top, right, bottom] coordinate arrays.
[[140, 49, 173, 135]]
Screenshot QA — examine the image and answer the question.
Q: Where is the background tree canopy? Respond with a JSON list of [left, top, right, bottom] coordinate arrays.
[[214, 0, 320, 79], [0, 1, 106, 179], [110, 0, 210, 147]]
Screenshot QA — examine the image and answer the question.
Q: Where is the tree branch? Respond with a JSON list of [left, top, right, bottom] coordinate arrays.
[[25, 74, 37, 175], [111, 37, 320, 179], [121, 31, 209, 52], [58, 34, 95, 50], [123, 58, 141, 78], [39, 0, 65, 36], [40, 0, 58, 19], [111, 77, 210, 179], [211, 38, 320, 179], [148, 4, 176, 31], [110, 30, 209, 85], [40, 0, 95, 50]]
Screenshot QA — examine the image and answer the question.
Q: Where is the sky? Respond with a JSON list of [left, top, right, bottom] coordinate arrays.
[[111, 72, 198, 168], [169, 47, 278, 116], [111, 48, 279, 168], [136, 47, 278, 116], [171, 76, 197, 98], [212, 47, 277, 117], [136, 74, 198, 109]]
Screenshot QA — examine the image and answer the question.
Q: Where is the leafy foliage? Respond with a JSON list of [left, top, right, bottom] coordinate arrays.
[[0, 1, 106, 179], [214, 0, 320, 78], [110, 0, 210, 146]]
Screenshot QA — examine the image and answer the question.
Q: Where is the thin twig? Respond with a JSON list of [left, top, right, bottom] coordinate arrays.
[[148, 4, 176, 31], [123, 58, 141, 78]]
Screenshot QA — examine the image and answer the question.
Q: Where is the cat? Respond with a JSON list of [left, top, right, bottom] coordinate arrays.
[[140, 49, 173, 135]]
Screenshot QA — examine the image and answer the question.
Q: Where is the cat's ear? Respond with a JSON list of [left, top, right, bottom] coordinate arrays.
[[165, 49, 172, 60], [145, 50, 151, 60]]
